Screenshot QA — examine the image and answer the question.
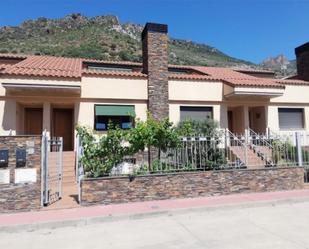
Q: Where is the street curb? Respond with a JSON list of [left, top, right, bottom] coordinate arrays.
[[1, 197, 309, 233]]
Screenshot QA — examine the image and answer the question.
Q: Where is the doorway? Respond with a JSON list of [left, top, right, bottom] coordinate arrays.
[[24, 108, 43, 135], [52, 108, 74, 151], [249, 106, 266, 134]]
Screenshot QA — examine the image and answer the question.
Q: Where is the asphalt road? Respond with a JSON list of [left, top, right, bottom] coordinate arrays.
[[1, 201, 309, 249]]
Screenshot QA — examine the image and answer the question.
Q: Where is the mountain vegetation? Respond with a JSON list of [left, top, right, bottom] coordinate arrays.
[[0, 14, 297, 76]]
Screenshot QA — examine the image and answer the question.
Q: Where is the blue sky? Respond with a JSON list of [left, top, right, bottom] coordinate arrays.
[[0, 0, 308, 63]]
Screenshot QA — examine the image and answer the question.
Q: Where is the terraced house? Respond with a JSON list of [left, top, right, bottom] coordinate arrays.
[[1, 23, 309, 147], [1, 22, 309, 210]]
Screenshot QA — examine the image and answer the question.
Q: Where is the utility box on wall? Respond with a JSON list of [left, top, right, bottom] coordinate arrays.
[[0, 136, 42, 213], [16, 148, 26, 168], [0, 149, 9, 168]]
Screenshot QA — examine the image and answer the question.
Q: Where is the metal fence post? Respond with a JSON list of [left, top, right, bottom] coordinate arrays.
[[40, 130, 45, 207], [41, 130, 49, 205], [296, 132, 303, 167], [59, 137, 63, 198], [244, 129, 248, 166]]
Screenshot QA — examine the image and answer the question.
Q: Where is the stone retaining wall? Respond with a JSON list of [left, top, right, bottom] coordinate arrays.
[[81, 167, 304, 206], [0, 136, 41, 213]]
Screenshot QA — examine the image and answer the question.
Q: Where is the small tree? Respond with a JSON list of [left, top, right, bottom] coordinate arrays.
[[129, 115, 179, 160], [176, 118, 219, 137]]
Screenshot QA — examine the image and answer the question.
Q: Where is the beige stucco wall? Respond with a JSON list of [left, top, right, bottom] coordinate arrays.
[[266, 105, 309, 131], [81, 77, 147, 100], [3, 74, 309, 138], [0, 76, 80, 96], [169, 103, 224, 127], [271, 85, 309, 103], [0, 99, 16, 135], [169, 80, 223, 101], [249, 106, 266, 133]]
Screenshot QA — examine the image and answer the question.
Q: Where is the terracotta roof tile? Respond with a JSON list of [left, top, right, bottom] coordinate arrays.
[[2, 55, 82, 78], [0, 53, 308, 88], [223, 78, 284, 88], [274, 79, 309, 85], [83, 58, 141, 66], [0, 53, 28, 59], [168, 73, 221, 81], [83, 68, 147, 78], [232, 68, 274, 74], [0, 64, 11, 70], [191, 66, 281, 88]]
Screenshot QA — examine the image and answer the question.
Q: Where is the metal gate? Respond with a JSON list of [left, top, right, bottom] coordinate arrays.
[[41, 130, 63, 206]]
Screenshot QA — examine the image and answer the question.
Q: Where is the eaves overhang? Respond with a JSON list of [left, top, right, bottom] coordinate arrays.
[[2, 83, 81, 96]]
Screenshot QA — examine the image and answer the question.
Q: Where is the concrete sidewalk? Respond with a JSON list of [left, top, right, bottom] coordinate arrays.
[[1, 189, 309, 232]]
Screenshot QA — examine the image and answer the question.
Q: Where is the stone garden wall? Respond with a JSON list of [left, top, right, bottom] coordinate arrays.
[[0, 136, 41, 213], [81, 167, 304, 206]]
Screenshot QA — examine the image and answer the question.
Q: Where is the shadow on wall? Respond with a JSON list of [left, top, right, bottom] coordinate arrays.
[[220, 106, 227, 130], [2, 99, 16, 135]]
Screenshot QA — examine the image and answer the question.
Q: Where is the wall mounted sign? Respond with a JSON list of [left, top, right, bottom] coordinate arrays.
[[15, 168, 37, 184], [26, 140, 35, 155], [0, 169, 10, 184]]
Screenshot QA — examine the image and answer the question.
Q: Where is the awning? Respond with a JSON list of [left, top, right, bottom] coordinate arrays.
[[95, 105, 135, 116], [224, 85, 284, 99], [2, 83, 81, 96]]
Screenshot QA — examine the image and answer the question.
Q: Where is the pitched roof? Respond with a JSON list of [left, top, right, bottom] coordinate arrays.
[[83, 68, 147, 78], [2, 55, 82, 78], [0, 53, 308, 88], [192, 66, 284, 88]]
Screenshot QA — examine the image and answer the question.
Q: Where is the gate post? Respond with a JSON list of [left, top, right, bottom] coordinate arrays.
[[59, 137, 63, 199], [296, 132, 303, 167], [41, 130, 49, 206], [40, 131, 45, 207]]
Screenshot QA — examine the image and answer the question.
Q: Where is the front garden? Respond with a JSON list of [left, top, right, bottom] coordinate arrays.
[[76, 115, 226, 178]]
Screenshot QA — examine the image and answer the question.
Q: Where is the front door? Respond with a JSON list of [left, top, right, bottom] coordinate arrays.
[[52, 108, 73, 151], [24, 108, 43, 135], [249, 106, 266, 134]]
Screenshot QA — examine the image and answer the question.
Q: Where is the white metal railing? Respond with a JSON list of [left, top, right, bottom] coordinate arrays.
[[75, 134, 85, 203], [248, 128, 273, 165], [76, 129, 308, 180], [225, 129, 247, 166], [41, 130, 63, 206]]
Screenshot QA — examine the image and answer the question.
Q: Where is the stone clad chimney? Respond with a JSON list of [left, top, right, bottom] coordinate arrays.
[[295, 42, 309, 81], [142, 23, 169, 120]]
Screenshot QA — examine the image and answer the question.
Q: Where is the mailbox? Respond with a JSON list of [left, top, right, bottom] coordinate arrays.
[[16, 148, 26, 168], [0, 149, 9, 168]]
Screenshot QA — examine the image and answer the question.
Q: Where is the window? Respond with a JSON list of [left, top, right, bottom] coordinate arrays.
[[180, 106, 213, 121], [278, 108, 304, 129], [85, 62, 138, 72], [168, 68, 205, 75], [88, 66, 133, 72], [94, 105, 135, 131]]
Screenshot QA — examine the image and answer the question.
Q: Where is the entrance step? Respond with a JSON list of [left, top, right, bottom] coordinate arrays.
[[45, 183, 79, 210], [45, 151, 79, 209], [229, 146, 265, 169], [253, 146, 272, 161]]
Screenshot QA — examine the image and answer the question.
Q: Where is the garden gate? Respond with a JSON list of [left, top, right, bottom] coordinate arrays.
[[41, 130, 63, 206]]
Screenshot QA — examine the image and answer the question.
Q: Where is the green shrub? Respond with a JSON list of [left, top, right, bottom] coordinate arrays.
[[176, 119, 219, 137]]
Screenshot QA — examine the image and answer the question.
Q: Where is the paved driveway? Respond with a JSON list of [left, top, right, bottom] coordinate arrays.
[[1, 201, 309, 249]]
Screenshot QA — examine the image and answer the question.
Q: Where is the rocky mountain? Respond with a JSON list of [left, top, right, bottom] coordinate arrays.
[[261, 54, 297, 77], [0, 13, 296, 77], [0, 14, 256, 68]]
